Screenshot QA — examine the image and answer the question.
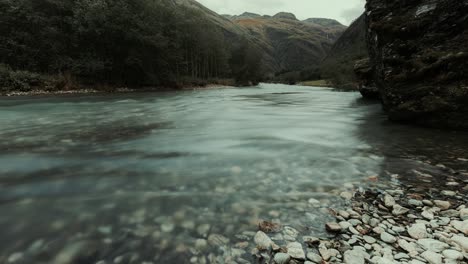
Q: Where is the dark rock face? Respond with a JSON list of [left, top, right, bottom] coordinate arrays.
[[366, 0, 468, 128], [354, 58, 379, 99]]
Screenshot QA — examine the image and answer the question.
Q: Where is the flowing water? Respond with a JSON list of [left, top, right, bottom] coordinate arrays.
[[0, 84, 467, 263]]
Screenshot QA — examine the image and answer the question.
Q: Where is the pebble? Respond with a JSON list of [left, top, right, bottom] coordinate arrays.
[[407, 223, 428, 239], [442, 249, 463, 260], [363, 235, 376, 244], [274, 253, 290, 264], [306, 252, 322, 263], [286, 242, 305, 260], [460, 208, 468, 220], [343, 249, 366, 264], [7, 253, 24, 263], [380, 232, 397, 244], [392, 204, 410, 216], [451, 235, 468, 251], [325, 222, 342, 232], [383, 194, 396, 208], [421, 251, 443, 264], [254, 231, 275, 250], [433, 200, 451, 210], [417, 239, 449, 253]]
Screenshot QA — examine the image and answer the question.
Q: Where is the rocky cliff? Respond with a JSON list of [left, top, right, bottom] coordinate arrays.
[[366, 0, 468, 128]]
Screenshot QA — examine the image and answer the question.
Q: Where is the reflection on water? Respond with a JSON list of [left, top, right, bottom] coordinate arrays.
[[0, 83, 467, 263]]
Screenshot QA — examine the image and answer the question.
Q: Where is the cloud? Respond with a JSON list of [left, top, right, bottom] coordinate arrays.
[[340, 0, 366, 24], [196, 0, 366, 25]]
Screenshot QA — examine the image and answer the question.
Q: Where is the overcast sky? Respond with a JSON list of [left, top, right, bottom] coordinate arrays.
[[196, 0, 365, 25]]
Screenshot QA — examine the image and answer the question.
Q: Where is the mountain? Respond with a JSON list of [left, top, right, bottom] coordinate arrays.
[[225, 12, 347, 75], [320, 14, 368, 89]]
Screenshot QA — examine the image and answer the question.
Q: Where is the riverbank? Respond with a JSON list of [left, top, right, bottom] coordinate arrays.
[[251, 175, 468, 263], [0, 83, 232, 97]]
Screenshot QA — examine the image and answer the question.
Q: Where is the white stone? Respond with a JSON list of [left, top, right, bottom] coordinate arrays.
[[417, 239, 449, 253], [442, 249, 464, 260], [381, 232, 397, 244], [254, 231, 275, 250], [393, 204, 410, 216], [274, 253, 291, 264], [306, 252, 322, 263], [407, 223, 428, 239], [343, 249, 365, 264], [421, 251, 443, 264], [383, 194, 396, 208], [452, 220, 468, 235], [287, 242, 305, 260], [363, 235, 376, 244], [434, 200, 451, 210], [451, 235, 468, 251]]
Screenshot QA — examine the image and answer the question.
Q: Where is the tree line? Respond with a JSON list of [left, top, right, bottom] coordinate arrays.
[[0, 0, 264, 92]]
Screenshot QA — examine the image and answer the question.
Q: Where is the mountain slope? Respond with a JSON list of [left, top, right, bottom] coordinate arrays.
[[227, 13, 347, 75], [320, 14, 368, 88]]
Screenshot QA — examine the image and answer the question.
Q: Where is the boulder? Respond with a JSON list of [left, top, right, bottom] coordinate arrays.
[[366, 0, 468, 129]]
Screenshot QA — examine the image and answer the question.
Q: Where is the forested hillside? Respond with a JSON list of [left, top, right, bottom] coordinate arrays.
[[0, 0, 263, 92]]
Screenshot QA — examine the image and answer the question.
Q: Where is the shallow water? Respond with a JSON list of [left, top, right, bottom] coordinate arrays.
[[0, 83, 467, 263]]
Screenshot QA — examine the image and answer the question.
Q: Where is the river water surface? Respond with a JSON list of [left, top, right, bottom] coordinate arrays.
[[0, 84, 467, 263]]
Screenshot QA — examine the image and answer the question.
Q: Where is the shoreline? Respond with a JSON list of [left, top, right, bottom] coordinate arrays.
[[0, 84, 229, 98], [251, 178, 468, 263]]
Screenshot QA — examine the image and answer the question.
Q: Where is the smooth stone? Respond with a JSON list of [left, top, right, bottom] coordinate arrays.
[[195, 239, 208, 250], [306, 252, 322, 263], [340, 192, 353, 200], [407, 223, 428, 239], [319, 246, 331, 261], [422, 210, 435, 220], [441, 190, 456, 196], [442, 249, 463, 260], [325, 222, 342, 232], [408, 199, 423, 207], [417, 239, 449, 253], [287, 242, 305, 260], [161, 223, 174, 233], [392, 205, 410, 216], [383, 194, 396, 208], [363, 235, 376, 244], [207, 234, 229, 246], [460, 208, 468, 220], [421, 251, 443, 264], [423, 200, 434, 206], [7, 253, 24, 263], [339, 221, 352, 230], [343, 249, 366, 264], [433, 200, 451, 210], [254, 231, 275, 250], [451, 235, 468, 251], [394, 253, 409, 260], [380, 232, 397, 244], [452, 220, 468, 235], [274, 253, 291, 264]]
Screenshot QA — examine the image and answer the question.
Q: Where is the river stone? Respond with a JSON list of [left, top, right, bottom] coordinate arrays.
[[442, 249, 463, 260], [409, 199, 423, 207], [274, 253, 291, 264], [195, 239, 208, 250], [422, 210, 435, 220], [417, 239, 449, 253], [363, 235, 376, 244], [392, 205, 410, 216], [287, 242, 305, 260], [306, 252, 322, 263], [380, 232, 396, 244], [325, 222, 342, 232], [408, 223, 428, 239], [434, 200, 451, 210], [254, 231, 274, 250], [343, 249, 366, 264], [451, 235, 468, 251], [383, 194, 396, 208], [208, 234, 229, 247], [452, 220, 468, 235], [398, 239, 417, 254], [421, 251, 443, 264], [460, 208, 468, 220]]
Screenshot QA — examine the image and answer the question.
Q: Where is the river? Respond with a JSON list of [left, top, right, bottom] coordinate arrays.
[[0, 83, 467, 263]]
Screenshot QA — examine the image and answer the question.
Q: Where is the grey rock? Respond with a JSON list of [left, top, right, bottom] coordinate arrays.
[[392, 205, 410, 216], [274, 253, 291, 264], [343, 249, 366, 264], [417, 239, 449, 253], [407, 223, 428, 239], [451, 235, 468, 251], [433, 200, 451, 210], [287, 242, 305, 260], [442, 249, 463, 260], [325, 222, 342, 232], [421, 251, 443, 264], [383, 194, 396, 208], [306, 252, 322, 263], [254, 231, 275, 250], [380, 232, 397, 244]]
